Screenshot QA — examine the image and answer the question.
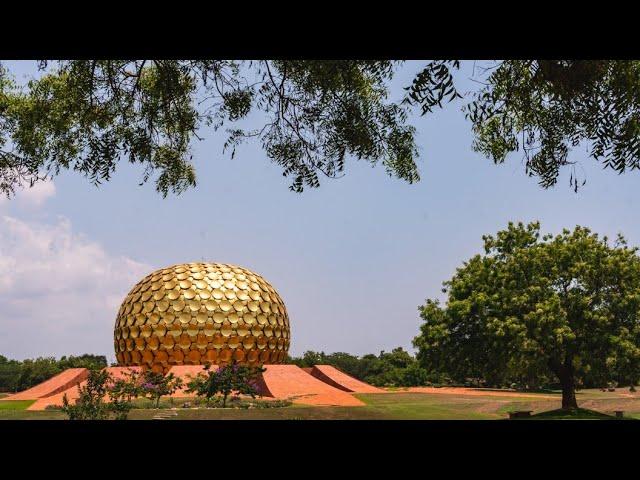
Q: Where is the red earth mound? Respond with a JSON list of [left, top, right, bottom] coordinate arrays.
[[1, 368, 89, 401], [308, 365, 384, 393], [15, 364, 379, 410]]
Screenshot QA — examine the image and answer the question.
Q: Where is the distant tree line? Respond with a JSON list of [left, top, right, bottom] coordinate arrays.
[[0, 354, 107, 392], [286, 347, 449, 387]]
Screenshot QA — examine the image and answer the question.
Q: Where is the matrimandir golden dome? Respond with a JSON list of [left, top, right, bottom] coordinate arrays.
[[114, 263, 290, 372]]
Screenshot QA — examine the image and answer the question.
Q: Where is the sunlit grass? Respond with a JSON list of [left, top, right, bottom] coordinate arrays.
[[2, 388, 640, 420], [0, 400, 35, 410]]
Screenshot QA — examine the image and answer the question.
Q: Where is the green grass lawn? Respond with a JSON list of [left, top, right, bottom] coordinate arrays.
[[2, 388, 639, 420], [0, 399, 67, 419], [125, 393, 503, 419], [0, 400, 35, 410]]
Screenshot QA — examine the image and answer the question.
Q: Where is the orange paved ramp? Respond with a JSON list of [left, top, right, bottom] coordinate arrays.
[[309, 365, 384, 393], [23, 365, 368, 410], [261, 365, 365, 406], [28, 385, 80, 410], [27, 366, 142, 411], [1, 368, 89, 401]]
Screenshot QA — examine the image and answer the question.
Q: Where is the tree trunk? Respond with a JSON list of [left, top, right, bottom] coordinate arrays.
[[557, 367, 578, 410], [549, 358, 579, 410], [560, 375, 578, 409]]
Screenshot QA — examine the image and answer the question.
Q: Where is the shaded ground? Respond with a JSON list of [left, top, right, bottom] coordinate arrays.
[[2, 388, 640, 420], [400, 386, 558, 399], [130, 393, 503, 420], [528, 408, 618, 420]]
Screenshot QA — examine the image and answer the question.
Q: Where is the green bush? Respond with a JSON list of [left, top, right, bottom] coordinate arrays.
[[61, 369, 133, 420], [138, 370, 182, 409], [186, 362, 266, 407], [200, 397, 290, 409], [254, 399, 291, 409], [61, 370, 112, 420]]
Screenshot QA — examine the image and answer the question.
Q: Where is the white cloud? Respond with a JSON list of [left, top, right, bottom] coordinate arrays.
[[0, 178, 57, 209], [0, 214, 152, 361], [19, 179, 56, 207]]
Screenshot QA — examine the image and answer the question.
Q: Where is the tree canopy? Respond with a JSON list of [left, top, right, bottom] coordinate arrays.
[[413, 222, 640, 409], [1, 60, 638, 197]]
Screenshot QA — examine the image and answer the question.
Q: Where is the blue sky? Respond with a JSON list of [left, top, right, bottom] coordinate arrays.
[[1, 61, 638, 362]]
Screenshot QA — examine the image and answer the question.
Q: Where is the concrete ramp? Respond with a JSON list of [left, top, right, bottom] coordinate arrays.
[[309, 365, 384, 393], [261, 365, 364, 406], [1, 368, 89, 401]]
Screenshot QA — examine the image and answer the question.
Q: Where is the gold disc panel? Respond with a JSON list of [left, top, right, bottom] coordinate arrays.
[[114, 262, 290, 371]]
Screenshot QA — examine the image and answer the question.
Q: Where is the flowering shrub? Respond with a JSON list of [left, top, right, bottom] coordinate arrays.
[[186, 362, 266, 407], [109, 369, 142, 403], [138, 371, 183, 409]]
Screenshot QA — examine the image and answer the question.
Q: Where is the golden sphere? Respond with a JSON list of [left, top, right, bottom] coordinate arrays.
[[114, 262, 290, 370]]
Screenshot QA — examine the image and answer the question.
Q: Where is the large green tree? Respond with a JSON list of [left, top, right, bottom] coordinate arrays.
[[1, 60, 638, 197], [413, 222, 640, 409]]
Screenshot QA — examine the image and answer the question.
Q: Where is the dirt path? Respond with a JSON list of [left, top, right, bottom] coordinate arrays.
[[397, 386, 559, 400]]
